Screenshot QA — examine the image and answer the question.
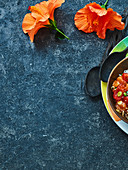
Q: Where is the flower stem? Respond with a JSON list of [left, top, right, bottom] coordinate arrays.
[[55, 28, 70, 40], [104, 0, 109, 6], [101, 0, 109, 9]]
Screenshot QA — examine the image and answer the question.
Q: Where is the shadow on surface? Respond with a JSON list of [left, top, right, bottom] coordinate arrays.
[[34, 28, 54, 49], [34, 27, 67, 51]]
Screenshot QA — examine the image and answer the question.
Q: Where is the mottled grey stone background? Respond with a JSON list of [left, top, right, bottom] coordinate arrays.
[[0, 0, 128, 169]]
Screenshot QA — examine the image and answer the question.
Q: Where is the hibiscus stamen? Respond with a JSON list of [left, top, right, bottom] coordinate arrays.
[[93, 18, 99, 26]]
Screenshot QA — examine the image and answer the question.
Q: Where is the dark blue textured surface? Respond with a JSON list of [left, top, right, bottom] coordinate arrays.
[[0, 0, 128, 169]]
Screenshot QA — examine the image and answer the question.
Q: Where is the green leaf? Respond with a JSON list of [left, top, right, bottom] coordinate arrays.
[[55, 29, 66, 40], [48, 18, 53, 25], [48, 18, 57, 29], [44, 24, 52, 28]]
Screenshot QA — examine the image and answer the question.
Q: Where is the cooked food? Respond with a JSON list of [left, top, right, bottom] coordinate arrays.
[[111, 70, 128, 119]]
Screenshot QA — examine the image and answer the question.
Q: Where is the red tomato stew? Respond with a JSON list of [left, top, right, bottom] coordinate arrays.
[[111, 71, 128, 119]]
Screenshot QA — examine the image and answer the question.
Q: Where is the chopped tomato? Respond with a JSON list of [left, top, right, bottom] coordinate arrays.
[[113, 88, 124, 101], [117, 84, 126, 92], [123, 96, 128, 105], [125, 84, 128, 91], [122, 73, 128, 82]]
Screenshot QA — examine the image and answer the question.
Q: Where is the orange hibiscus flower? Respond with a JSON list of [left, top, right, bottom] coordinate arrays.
[[22, 0, 69, 42], [74, 1, 125, 39]]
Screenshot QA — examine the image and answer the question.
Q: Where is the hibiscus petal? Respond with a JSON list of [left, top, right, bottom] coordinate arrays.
[[95, 8, 125, 39], [48, 0, 65, 20], [30, 3, 49, 22], [107, 8, 125, 31], [88, 2, 107, 16], [74, 6, 97, 33], [96, 19, 109, 39], [27, 20, 49, 42], [22, 13, 36, 33]]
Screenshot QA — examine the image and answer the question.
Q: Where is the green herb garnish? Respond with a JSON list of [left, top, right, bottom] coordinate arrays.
[[117, 91, 122, 97], [124, 92, 127, 96]]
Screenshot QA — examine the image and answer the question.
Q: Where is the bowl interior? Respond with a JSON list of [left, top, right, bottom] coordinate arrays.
[[107, 57, 128, 123]]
